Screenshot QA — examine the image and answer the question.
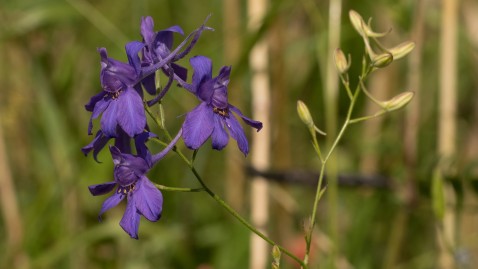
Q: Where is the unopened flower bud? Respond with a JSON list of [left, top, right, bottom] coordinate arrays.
[[334, 48, 351, 74], [349, 10, 365, 36], [349, 10, 390, 38], [272, 245, 281, 262], [388, 41, 415, 60], [297, 100, 314, 128], [371, 53, 393, 68], [381, 91, 414, 111]]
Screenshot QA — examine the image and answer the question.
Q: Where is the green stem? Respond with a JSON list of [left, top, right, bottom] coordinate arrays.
[[192, 166, 305, 267], [145, 99, 305, 267], [154, 184, 204, 192], [303, 70, 367, 266], [177, 151, 305, 267], [349, 110, 388, 124]]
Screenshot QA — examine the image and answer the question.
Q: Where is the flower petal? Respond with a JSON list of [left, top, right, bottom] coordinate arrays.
[[141, 73, 157, 95], [85, 91, 107, 112], [182, 102, 214, 150], [116, 88, 146, 137], [120, 197, 141, 239], [190, 56, 212, 95], [82, 130, 110, 162], [229, 105, 263, 131], [135, 132, 157, 165], [98, 192, 125, 219], [125, 41, 144, 75], [133, 176, 163, 222], [211, 115, 229, 150], [100, 98, 119, 137], [171, 63, 188, 82], [140, 16, 155, 45], [114, 127, 132, 154], [225, 114, 249, 156], [110, 146, 149, 186], [89, 182, 117, 196], [156, 26, 184, 48], [89, 97, 110, 135], [110, 146, 122, 165], [209, 66, 231, 109], [216, 66, 231, 87]]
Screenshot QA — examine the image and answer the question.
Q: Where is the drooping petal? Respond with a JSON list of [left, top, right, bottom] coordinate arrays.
[[125, 41, 145, 75], [190, 56, 212, 95], [89, 97, 110, 135], [133, 176, 163, 222], [85, 91, 107, 112], [88, 182, 117, 196], [114, 127, 132, 154], [171, 63, 188, 81], [100, 98, 119, 137], [229, 105, 263, 131], [182, 102, 215, 150], [211, 115, 229, 150], [98, 192, 125, 218], [142, 73, 157, 95], [135, 132, 157, 166], [82, 131, 110, 162], [120, 197, 141, 239], [225, 114, 249, 156], [116, 88, 146, 137]]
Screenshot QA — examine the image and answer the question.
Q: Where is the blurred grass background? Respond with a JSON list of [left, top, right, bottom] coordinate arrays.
[[1, 0, 478, 268]]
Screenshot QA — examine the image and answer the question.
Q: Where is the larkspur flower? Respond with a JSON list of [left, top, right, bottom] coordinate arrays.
[[182, 56, 263, 156], [86, 45, 146, 138], [137, 16, 213, 106], [84, 17, 212, 160], [89, 131, 181, 239], [140, 16, 188, 99]]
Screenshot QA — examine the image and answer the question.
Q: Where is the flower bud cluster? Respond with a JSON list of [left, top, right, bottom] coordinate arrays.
[[348, 10, 415, 68]]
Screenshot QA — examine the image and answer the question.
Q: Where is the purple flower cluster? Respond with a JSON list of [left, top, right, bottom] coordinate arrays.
[[84, 16, 262, 239]]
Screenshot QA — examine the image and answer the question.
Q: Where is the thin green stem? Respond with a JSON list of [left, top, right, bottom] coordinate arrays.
[[146, 99, 305, 267], [154, 184, 204, 192], [303, 67, 369, 266], [189, 166, 305, 267], [359, 79, 384, 107], [176, 150, 306, 267], [349, 110, 388, 124], [149, 131, 306, 267], [304, 161, 326, 264], [340, 74, 353, 100]]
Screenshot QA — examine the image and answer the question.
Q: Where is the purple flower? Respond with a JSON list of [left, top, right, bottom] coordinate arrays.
[[140, 16, 188, 98], [182, 56, 262, 156], [88, 146, 161, 239], [86, 46, 146, 138], [88, 130, 182, 239]]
